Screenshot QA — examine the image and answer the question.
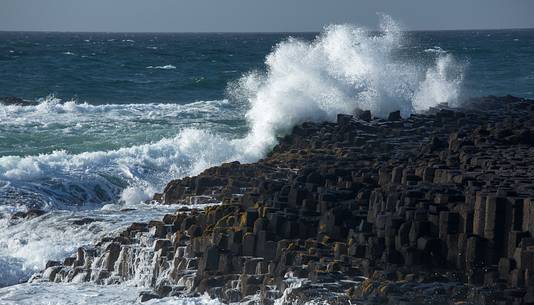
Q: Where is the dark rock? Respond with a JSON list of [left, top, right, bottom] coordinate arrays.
[[11, 209, 46, 220], [355, 109, 372, 122], [0, 96, 39, 106], [72, 218, 100, 225], [388, 110, 402, 121], [35, 96, 534, 305], [138, 292, 162, 302]]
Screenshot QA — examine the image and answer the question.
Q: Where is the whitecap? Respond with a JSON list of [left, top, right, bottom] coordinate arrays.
[[0, 96, 238, 207], [424, 46, 447, 54], [146, 65, 176, 70]]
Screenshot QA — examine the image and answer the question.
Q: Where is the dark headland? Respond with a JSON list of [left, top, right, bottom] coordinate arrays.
[[30, 96, 534, 305]]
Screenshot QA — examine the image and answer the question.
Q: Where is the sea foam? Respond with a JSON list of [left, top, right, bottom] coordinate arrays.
[[0, 202, 218, 287], [233, 14, 463, 156], [146, 65, 176, 69], [0, 282, 224, 305], [0, 128, 242, 209]]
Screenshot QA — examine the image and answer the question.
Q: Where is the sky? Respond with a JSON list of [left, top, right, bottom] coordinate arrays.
[[1, 0, 534, 32]]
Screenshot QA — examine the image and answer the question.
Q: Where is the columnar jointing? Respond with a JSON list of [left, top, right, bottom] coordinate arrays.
[[33, 96, 534, 304]]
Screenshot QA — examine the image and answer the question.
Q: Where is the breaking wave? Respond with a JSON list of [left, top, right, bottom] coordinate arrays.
[[233, 14, 463, 155], [146, 65, 176, 70], [0, 96, 234, 128], [0, 15, 463, 210], [0, 128, 246, 210], [0, 96, 245, 209]]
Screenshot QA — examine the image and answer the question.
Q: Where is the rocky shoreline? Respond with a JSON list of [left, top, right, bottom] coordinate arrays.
[[31, 96, 534, 304]]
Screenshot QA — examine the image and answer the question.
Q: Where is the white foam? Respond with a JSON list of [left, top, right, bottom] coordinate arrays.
[[0, 282, 223, 305], [0, 203, 212, 287], [0, 95, 247, 208], [0, 127, 244, 208], [232, 14, 464, 156], [413, 54, 463, 110], [424, 46, 447, 54], [146, 65, 176, 70], [0, 96, 233, 127], [120, 186, 154, 205]]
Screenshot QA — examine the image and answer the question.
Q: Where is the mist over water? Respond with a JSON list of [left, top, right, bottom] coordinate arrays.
[[0, 15, 533, 304]]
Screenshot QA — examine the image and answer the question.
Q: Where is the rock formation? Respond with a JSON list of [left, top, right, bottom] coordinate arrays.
[[0, 96, 39, 106], [32, 96, 534, 304]]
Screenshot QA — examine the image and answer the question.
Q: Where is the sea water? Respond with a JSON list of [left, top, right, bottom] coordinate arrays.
[[0, 16, 533, 304]]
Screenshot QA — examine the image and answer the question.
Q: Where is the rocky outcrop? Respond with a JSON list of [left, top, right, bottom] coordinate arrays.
[[33, 96, 534, 304], [0, 96, 38, 106]]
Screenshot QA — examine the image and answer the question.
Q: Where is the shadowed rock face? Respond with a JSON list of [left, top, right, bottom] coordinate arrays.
[[33, 96, 534, 304], [0, 96, 39, 106]]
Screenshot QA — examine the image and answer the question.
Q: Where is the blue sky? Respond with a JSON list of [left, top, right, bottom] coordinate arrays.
[[1, 0, 534, 32]]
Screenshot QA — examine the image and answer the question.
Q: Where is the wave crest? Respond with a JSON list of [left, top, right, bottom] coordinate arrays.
[[0, 128, 245, 209], [146, 65, 176, 70], [232, 15, 463, 156]]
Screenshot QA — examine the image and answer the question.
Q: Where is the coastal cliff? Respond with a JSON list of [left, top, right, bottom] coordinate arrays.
[[32, 96, 534, 304]]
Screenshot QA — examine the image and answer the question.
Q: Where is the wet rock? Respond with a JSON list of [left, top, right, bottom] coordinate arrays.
[[199, 246, 220, 272], [355, 109, 372, 122], [103, 242, 121, 271], [72, 218, 100, 225], [0, 96, 39, 106], [11, 209, 46, 220], [138, 291, 162, 302], [34, 96, 534, 305], [388, 110, 402, 121]]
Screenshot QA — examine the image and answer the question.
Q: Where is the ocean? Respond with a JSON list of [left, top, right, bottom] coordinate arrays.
[[0, 17, 533, 304]]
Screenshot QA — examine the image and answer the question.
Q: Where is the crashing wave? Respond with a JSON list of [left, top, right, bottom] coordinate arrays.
[[231, 14, 463, 156], [1, 15, 463, 210]]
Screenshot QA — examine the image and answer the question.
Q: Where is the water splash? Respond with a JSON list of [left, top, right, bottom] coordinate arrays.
[[233, 14, 463, 156]]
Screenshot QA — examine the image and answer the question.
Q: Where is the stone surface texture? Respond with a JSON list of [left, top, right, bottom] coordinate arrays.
[[32, 96, 534, 305]]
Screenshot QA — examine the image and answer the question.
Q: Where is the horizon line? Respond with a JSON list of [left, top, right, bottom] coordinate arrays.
[[1, 26, 533, 35]]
